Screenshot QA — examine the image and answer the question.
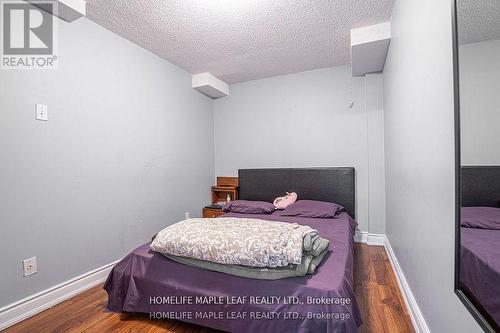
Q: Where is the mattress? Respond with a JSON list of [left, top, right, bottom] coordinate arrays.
[[460, 226, 500, 326], [104, 211, 362, 333]]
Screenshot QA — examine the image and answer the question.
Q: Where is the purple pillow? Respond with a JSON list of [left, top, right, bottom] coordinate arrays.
[[461, 207, 500, 230], [223, 200, 275, 214], [279, 200, 344, 218]]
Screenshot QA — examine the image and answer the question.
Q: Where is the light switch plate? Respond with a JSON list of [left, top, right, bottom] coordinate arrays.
[[23, 256, 37, 276], [35, 104, 48, 121]]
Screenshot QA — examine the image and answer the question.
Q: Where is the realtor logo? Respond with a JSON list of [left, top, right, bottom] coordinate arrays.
[[1, 1, 58, 69]]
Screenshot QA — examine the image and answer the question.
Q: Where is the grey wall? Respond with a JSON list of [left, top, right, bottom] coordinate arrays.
[[460, 38, 500, 165], [213, 67, 385, 234], [366, 74, 386, 235], [383, 0, 481, 332], [0, 17, 214, 307]]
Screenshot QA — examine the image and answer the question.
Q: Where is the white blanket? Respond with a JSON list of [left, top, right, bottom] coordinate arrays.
[[150, 217, 327, 268]]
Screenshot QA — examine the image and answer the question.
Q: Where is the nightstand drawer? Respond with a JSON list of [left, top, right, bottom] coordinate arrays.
[[202, 208, 224, 218]]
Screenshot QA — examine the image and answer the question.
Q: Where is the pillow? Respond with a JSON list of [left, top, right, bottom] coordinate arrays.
[[222, 200, 275, 214], [280, 200, 344, 218], [273, 192, 298, 209], [461, 207, 500, 230]]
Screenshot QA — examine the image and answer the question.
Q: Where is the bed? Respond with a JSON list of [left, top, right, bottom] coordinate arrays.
[[104, 167, 362, 332], [460, 167, 500, 328]]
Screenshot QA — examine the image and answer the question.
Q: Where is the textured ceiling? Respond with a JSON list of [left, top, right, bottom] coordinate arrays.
[[86, 0, 393, 84], [458, 0, 500, 45]]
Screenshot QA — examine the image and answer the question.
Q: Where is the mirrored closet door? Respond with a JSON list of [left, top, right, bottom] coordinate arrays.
[[454, 0, 500, 332]]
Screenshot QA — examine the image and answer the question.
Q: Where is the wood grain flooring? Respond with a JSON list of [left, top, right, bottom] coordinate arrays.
[[2, 244, 414, 333], [354, 245, 415, 333]]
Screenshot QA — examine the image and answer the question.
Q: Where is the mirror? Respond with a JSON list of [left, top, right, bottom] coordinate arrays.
[[454, 0, 500, 332]]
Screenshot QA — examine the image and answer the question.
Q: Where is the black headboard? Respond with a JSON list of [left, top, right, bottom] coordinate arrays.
[[461, 166, 500, 207], [238, 167, 355, 217]]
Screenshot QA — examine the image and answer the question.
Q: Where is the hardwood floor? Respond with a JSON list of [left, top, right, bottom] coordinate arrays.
[[354, 245, 415, 333], [3, 244, 414, 333]]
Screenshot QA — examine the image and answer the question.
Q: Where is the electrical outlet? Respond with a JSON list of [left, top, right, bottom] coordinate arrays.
[[185, 212, 190, 219], [35, 104, 48, 121], [23, 256, 37, 277]]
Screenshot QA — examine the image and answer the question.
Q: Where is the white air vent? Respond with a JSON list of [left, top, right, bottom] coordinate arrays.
[[351, 22, 391, 76], [192, 73, 229, 99]]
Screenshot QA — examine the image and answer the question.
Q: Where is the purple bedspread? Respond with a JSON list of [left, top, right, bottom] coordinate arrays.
[[104, 212, 362, 332], [461, 226, 500, 326]]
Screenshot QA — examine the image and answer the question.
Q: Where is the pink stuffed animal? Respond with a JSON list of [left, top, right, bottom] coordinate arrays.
[[273, 192, 298, 209]]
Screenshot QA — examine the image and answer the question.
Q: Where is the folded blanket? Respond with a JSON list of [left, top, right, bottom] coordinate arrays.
[[162, 248, 329, 280], [150, 217, 329, 273]]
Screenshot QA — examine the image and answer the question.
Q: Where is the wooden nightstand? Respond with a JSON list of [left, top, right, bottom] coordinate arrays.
[[203, 176, 239, 218], [202, 207, 224, 218]]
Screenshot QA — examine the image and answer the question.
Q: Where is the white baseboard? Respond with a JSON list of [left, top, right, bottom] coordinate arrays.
[[366, 233, 385, 246], [354, 230, 368, 243], [356, 231, 430, 332], [384, 237, 430, 333], [0, 259, 119, 331], [354, 231, 385, 246]]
